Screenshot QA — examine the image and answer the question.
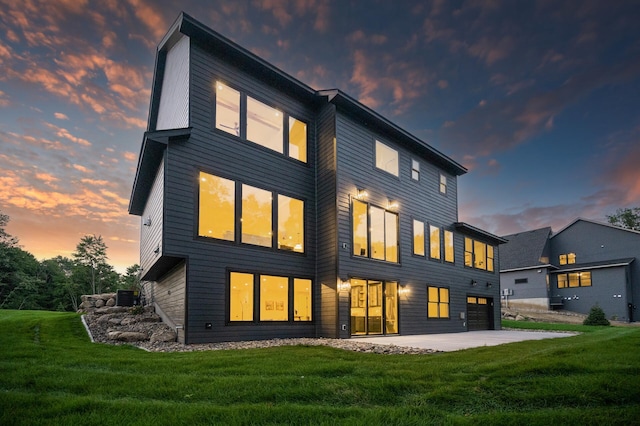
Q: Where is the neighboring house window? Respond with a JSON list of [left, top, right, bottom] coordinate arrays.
[[352, 199, 399, 263], [411, 159, 420, 181], [439, 174, 447, 194], [429, 225, 441, 260], [515, 278, 528, 284], [277, 195, 304, 253], [428, 286, 449, 318], [229, 272, 312, 322], [413, 219, 425, 256], [444, 230, 454, 263], [247, 96, 283, 153], [198, 172, 235, 241], [464, 237, 495, 272], [557, 272, 591, 288], [559, 253, 576, 265], [215, 82, 240, 136], [375, 140, 399, 176], [241, 184, 273, 247], [288, 116, 307, 163]]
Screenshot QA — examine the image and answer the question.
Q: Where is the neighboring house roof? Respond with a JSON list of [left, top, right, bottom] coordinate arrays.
[[549, 257, 635, 274], [550, 217, 640, 238], [453, 222, 508, 245], [500, 227, 552, 271]]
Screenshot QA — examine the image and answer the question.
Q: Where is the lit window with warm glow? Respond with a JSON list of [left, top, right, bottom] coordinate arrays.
[[385, 211, 398, 263], [293, 278, 312, 321], [444, 230, 454, 263], [353, 200, 397, 263], [428, 286, 449, 318], [413, 219, 425, 256], [247, 97, 283, 153], [260, 275, 288, 321], [487, 245, 494, 272], [375, 140, 398, 177], [465, 237, 495, 272], [371, 206, 385, 260], [288, 116, 307, 163], [353, 199, 368, 257], [430, 225, 441, 260], [215, 82, 240, 136], [230, 272, 253, 321], [439, 174, 447, 194], [559, 253, 576, 265], [241, 184, 272, 247], [278, 195, 304, 253], [558, 271, 591, 288], [198, 172, 235, 241], [474, 240, 486, 269]]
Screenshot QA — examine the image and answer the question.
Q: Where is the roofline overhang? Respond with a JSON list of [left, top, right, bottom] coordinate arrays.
[[317, 89, 467, 176], [500, 264, 557, 273], [129, 127, 192, 216], [549, 258, 635, 274], [454, 222, 508, 245]]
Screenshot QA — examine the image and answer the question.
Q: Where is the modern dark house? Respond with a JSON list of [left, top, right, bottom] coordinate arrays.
[[129, 13, 506, 344], [500, 218, 639, 321]]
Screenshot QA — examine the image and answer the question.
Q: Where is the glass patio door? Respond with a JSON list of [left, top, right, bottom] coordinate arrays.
[[350, 279, 398, 335]]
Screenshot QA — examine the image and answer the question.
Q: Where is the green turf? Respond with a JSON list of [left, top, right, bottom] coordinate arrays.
[[1, 310, 639, 425]]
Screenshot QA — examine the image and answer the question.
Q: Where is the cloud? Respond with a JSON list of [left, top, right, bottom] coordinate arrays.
[[44, 123, 92, 147], [72, 164, 92, 173], [54, 112, 69, 120], [123, 151, 137, 162]]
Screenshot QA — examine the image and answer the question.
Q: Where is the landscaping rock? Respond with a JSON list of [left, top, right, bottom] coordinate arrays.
[[150, 330, 177, 343]]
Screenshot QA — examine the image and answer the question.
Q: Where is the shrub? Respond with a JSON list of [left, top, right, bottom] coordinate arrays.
[[583, 305, 611, 326]]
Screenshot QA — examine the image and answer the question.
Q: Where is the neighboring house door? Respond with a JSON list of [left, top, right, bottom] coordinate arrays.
[[467, 296, 494, 330], [350, 279, 398, 335]]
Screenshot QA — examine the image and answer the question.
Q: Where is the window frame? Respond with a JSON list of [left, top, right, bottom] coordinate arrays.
[[429, 225, 441, 260], [444, 230, 454, 263], [464, 237, 495, 272], [351, 197, 400, 264], [427, 285, 450, 319], [557, 271, 591, 288], [411, 159, 420, 181], [375, 140, 399, 177], [439, 173, 447, 194], [413, 219, 425, 256]]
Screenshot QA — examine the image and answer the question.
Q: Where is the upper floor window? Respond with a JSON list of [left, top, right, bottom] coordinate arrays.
[[413, 219, 425, 256], [198, 172, 235, 241], [241, 184, 273, 247], [411, 159, 420, 181], [444, 230, 454, 263], [557, 271, 591, 288], [278, 195, 304, 253], [429, 225, 441, 260], [214, 81, 307, 163], [428, 286, 449, 318], [464, 237, 495, 272], [559, 253, 576, 265], [439, 174, 447, 194], [375, 140, 398, 176], [215, 82, 240, 136], [352, 198, 398, 263]]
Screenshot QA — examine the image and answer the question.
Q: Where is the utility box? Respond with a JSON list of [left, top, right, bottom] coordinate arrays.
[[116, 290, 139, 307]]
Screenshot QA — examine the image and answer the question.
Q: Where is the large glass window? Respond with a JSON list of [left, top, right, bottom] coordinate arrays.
[[557, 271, 591, 288], [352, 199, 368, 257], [385, 211, 398, 263], [428, 286, 449, 318], [241, 184, 272, 247], [430, 225, 441, 260], [230, 272, 254, 321], [215, 82, 240, 136], [444, 230, 454, 263], [260, 275, 288, 321], [350, 279, 397, 335], [375, 140, 399, 176], [413, 219, 425, 256], [199, 172, 235, 241], [247, 97, 283, 153], [288, 117, 307, 163], [278, 195, 304, 253], [293, 278, 312, 321], [465, 237, 495, 272], [370, 206, 385, 260]]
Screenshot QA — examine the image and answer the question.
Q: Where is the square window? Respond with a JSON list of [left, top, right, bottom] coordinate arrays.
[[247, 97, 283, 153]]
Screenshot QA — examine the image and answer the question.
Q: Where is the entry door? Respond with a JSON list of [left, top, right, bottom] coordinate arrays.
[[467, 296, 494, 330], [350, 279, 398, 335]]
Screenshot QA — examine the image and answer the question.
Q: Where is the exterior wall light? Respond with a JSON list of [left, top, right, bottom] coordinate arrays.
[[337, 279, 351, 292], [470, 280, 477, 287], [486, 282, 492, 288], [356, 188, 368, 200], [387, 200, 399, 210], [398, 285, 410, 296]]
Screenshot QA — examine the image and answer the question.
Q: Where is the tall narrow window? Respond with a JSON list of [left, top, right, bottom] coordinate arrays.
[[375, 140, 399, 176], [293, 278, 312, 321], [230, 272, 254, 321], [247, 97, 283, 153], [439, 174, 447, 194], [259, 275, 288, 321], [487, 245, 494, 272], [474, 240, 486, 270], [241, 184, 272, 247], [413, 219, 425, 256], [385, 211, 398, 263], [278, 195, 304, 253], [411, 159, 420, 181], [288, 117, 307, 163], [444, 230, 454, 263], [370, 206, 385, 260], [430, 225, 441, 260], [199, 172, 235, 241], [464, 237, 473, 267], [215, 82, 240, 136], [353, 199, 368, 257], [428, 286, 449, 318]]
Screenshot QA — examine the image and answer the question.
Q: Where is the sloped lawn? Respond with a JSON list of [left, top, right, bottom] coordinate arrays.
[[1, 310, 639, 425]]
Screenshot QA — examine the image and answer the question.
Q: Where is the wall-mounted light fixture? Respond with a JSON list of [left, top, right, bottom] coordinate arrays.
[[355, 188, 368, 200], [470, 280, 477, 287], [486, 282, 492, 288], [143, 216, 152, 226], [398, 285, 410, 296], [387, 200, 399, 210], [337, 279, 351, 292]]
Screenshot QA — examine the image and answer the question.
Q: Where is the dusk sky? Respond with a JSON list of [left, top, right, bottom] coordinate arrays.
[[1, 0, 639, 272]]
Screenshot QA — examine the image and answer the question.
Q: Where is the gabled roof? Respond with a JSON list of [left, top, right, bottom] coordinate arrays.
[[499, 227, 552, 270], [550, 217, 640, 238], [453, 222, 508, 245]]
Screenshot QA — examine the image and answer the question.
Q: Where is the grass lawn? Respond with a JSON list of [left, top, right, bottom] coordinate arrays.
[[1, 311, 639, 425]]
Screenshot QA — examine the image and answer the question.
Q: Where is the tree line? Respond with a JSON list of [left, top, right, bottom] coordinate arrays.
[[0, 210, 140, 312]]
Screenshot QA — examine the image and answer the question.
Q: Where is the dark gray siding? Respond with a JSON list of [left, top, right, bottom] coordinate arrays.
[[154, 39, 318, 343], [500, 268, 550, 307], [333, 111, 500, 334], [156, 35, 189, 130], [140, 157, 164, 273]]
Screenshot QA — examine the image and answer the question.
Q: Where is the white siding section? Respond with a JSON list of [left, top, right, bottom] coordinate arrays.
[[156, 35, 190, 130], [145, 262, 186, 343], [140, 157, 164, 273]]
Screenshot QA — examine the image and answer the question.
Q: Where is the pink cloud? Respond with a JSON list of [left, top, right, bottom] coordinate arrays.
[[72, 164, 92, 173], [123, 151, 137, 162], [54, 112, 69, 120]]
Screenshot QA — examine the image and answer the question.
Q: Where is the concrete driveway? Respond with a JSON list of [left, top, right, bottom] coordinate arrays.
[[351, 330, 577, 352]]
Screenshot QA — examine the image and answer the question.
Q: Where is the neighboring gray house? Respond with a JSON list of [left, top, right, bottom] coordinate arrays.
[[500, 219, 639, 321], [128, 12, 505, 344]]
